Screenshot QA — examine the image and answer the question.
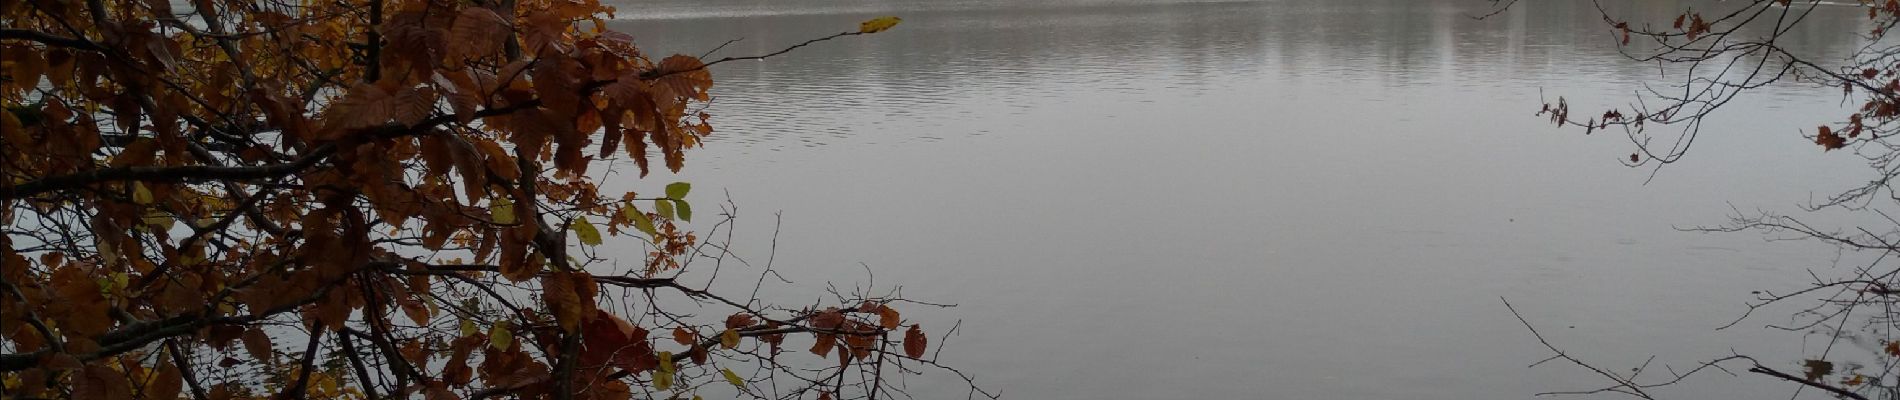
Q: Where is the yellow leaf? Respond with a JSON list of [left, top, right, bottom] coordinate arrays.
[[132, 182, 154, 205], [492, 196, 516, 224], [572, 218, 602, 246], [720, 328, 739, 349], [722, 368, 745, 389], [142, 213, 173, 230], [859, 16, 902, 34], [653, 369, 673, 391], [110, 273, 128, 293], [622, 203, 658, 237], [459, 319, 478, 337], [658, 351, 675, 374]]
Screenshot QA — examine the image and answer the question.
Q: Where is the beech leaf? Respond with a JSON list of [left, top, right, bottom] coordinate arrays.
[[489, 321, 513, 350], [623, 203, 659, 237], [656, 199, 676, 220], [653, 370, 673, 391], [492, 196, 516, 224], [131, 182, 153, 205], [903, 325, 927, 358], [675, 200, 693, 222], [666, 181, 691, 199], [723, 368, 745, 389], [720, 328, 740, 349], [572, 218, 602, 246]]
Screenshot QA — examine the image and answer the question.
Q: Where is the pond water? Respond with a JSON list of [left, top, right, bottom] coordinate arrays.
[[605, 0, 1873, 398]]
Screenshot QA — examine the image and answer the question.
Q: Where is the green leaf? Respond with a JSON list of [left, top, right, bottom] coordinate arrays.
[[489, 321, 513, 350], [666, 182, 691, 199], [674, 200, 692, 222], [722, 368, 745, 389], [572, 218, 602, 246], [492, 196, 516, 224], [622, 203, 658, 237], [131, 182, 154, 205], [656, 199, 675, 221], [658, 351, 675, 374]]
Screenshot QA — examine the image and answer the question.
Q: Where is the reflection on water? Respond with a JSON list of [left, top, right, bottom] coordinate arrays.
[[606, 0, 1871, 398]]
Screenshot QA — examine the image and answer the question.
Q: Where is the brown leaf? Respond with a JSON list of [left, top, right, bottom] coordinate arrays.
[[1817, 125, 1848, 150], [877, 305, 901, 330], [1804, 359, 1834, 381], [810, 333, 836, 357], [903, 325, 927, 359], [725, 313, 756, 330], [146, 361, 184, 400], [448, 7, 510, 63], [543, 272, 595, 334], [316, 83, 436, 139], [73, 364, 134, 400], [241, 328, 273, 361], [810, 308, 844, 330], [672, 327, 696, 346]]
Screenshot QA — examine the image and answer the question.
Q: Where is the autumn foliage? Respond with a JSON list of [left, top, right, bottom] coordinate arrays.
[[1506, 0, 1900, 398], [0, 0, 953, 398]]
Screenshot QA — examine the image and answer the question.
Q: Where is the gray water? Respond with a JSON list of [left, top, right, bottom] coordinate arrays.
[[605, 0, 1876, 398]]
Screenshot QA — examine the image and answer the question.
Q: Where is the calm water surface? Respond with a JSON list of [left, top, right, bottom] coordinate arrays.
[[605, 0, 1872, 398]]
